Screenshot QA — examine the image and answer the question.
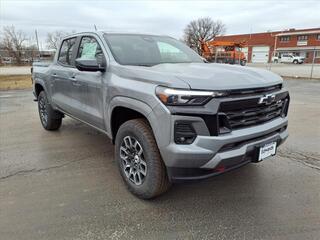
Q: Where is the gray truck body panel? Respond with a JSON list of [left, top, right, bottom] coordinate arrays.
[[32, 32, 289, 181]]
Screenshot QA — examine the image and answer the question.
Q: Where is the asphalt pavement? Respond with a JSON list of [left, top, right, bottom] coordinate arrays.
[[0, 80, 319, 240]]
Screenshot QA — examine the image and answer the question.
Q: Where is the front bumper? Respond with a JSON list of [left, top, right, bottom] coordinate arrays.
[[159, 117, 288, 181]]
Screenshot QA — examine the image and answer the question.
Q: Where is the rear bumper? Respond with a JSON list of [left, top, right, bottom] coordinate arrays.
[[160, 117, 288, 182]]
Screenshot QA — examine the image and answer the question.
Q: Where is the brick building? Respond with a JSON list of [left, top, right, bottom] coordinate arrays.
[[215, 28, 320, 63]]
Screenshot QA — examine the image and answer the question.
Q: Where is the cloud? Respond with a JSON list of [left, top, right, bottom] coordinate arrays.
[[1, 0, 319, 48]]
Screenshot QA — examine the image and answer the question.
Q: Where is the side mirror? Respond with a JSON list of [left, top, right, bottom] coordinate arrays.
[[75, 58, 106, 72]]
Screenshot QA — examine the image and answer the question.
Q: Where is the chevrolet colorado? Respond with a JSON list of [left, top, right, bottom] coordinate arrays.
[[32, 32, 289, 199]]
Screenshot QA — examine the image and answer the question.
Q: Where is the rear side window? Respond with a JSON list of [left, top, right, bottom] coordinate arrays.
[[58, 37, 77, 66]]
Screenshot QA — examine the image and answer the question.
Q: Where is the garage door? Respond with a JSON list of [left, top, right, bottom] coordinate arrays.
[[252, 46, 270, 63]]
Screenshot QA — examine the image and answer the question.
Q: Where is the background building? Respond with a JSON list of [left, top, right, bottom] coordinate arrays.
[[215, 28, 320, 63]]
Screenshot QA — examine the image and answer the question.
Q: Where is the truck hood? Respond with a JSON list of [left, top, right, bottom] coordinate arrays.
[[115, 63, 283, 90]]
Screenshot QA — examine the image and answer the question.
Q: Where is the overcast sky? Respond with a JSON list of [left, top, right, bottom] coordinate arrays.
[[1, 0, 320, 49]]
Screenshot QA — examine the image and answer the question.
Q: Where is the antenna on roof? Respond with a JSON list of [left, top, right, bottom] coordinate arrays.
[[94, 24, 98, 31]]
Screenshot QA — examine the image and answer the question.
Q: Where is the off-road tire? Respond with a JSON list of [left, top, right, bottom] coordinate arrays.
[[115, 118, 170, 199], [38, 91, 62, 130]]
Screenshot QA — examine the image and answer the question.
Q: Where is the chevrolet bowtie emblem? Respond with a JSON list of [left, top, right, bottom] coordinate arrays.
[[258, 94, 276, 105]]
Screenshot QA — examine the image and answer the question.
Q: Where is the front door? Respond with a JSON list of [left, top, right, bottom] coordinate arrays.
[[73, 35, 105, 129], [281, 54, 290, 63]]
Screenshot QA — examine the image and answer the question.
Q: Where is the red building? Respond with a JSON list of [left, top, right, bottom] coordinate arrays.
[[215, 28, 320, 63]]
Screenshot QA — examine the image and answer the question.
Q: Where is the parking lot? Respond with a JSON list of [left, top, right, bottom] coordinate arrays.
[[0, 79, 319, 239], [247, 63, 320, 79]]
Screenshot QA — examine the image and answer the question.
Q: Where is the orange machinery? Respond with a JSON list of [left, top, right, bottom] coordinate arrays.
[[200, 40, 247, 66]]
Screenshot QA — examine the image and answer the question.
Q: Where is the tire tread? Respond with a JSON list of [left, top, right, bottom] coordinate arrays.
[[115, 118, 170, 199]]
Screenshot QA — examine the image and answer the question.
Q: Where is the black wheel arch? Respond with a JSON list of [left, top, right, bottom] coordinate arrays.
[[110, 106, 149, 143], [35, 83, 45, 99]]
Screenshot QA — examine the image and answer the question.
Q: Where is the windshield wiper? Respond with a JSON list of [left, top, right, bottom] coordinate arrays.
[[152, 61, 194, 66]]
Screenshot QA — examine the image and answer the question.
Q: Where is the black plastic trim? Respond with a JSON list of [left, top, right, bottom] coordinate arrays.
[[167, 89, 289, 136]]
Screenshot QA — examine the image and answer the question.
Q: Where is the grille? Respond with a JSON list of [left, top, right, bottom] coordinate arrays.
[[175, 123, 195, 134], [227, 84, 282, 97], [219, 93, 289, 130]]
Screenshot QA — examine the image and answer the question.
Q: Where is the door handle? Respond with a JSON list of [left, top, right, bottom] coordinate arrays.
[[70, 76, 81, 86]]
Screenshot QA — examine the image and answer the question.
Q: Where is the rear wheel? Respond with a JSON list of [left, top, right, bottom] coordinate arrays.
[[115, 119, 170, 199], [38, 91, 62, 130]]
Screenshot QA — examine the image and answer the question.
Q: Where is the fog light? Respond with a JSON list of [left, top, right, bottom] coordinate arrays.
[[174, 121, 196, 144]]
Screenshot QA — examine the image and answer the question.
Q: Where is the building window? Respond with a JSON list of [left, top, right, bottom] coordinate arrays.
[[297, 35, 308, 41], [315, 51, 320, 58], [317, 34, 320, 40], [280, 36, 290, 42]]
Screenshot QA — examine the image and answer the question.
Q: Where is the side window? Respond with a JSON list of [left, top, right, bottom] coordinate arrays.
[[77, 36, 103, 61], [58, 37, 77, 66]]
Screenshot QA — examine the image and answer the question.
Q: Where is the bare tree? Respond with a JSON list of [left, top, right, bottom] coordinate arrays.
[[183, 17, 226, 54], [46, 30, 75, 50], [46, 30, 67, 50], [1, 25, 27, 64]]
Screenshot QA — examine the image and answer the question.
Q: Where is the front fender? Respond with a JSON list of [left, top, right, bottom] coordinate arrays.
[[107, 96, 170, 148], [107, 96, 153, 131]]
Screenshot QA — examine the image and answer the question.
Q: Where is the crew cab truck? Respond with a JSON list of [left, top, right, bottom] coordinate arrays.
[[272, 54, 304, 64], [32, 32, 290, 199]]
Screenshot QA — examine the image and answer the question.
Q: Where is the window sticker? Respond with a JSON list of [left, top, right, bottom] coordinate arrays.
[[81, 42, 97, 59]]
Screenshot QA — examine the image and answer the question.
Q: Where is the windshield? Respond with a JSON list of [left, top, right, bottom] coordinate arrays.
[[103, 34, 203, 66]]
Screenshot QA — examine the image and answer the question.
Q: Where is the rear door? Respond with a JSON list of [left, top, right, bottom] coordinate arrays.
[[281, 54, 290, 63], [51, 37, 78, 115], [73, 35, 105, 129]]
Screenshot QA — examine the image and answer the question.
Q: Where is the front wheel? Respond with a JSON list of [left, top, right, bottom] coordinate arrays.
[[115, 119, 170, 199], [293, 60, 298, 64], [38, 91, 62, 130]]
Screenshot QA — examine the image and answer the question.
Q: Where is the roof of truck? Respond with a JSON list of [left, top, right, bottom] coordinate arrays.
[[63, 31, 169, 39]]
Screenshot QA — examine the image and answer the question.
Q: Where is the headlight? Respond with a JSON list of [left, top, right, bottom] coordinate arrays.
[[155, 86, 227, 106]]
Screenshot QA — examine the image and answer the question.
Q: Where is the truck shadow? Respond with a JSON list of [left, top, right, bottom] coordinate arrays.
[[61, 117, 272, 202], [59, 118, 280, 220]]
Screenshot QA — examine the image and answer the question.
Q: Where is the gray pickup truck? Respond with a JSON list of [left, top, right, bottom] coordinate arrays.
[[32, 32, 289, 199]]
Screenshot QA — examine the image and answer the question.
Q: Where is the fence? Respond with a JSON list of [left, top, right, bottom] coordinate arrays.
[[0, 49, 55, 66], [209, 49, 320, 80], [1, 49, 319, 79]]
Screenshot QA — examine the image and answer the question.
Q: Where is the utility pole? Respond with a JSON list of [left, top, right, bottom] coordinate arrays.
[[94, 24, 98, 31], [310, 48, 316, 80]]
